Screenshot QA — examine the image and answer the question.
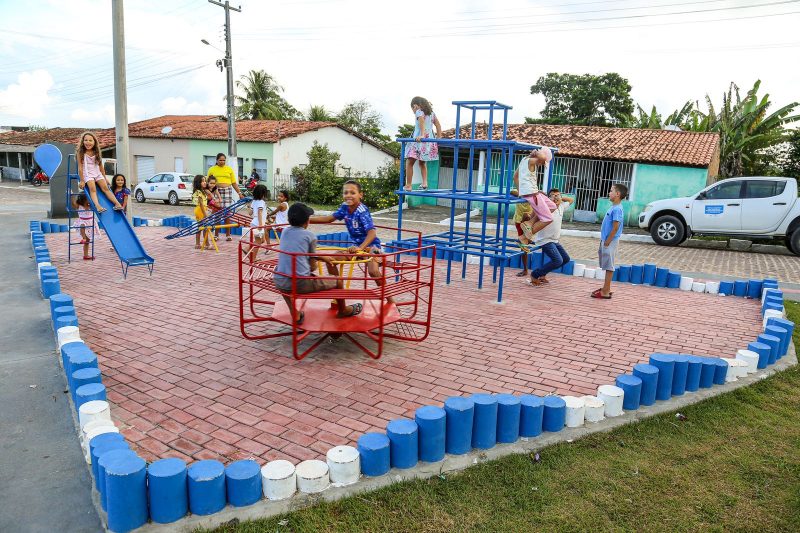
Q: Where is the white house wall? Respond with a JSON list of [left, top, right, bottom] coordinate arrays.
[[127, 137, 191, 184], [272, 127, 394, 177]]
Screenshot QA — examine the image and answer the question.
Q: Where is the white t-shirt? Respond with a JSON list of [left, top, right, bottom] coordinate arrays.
[[517, 157, 540, 196], [250, 199, 266, 227], [535, 203, 568, 245], [274, 202, 289, 226]]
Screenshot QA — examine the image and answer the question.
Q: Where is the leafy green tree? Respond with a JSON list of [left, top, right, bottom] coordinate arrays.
[[397, 124, 415, 138], [336, 100, 392, 145], [234, 69, 302, 120], [526, 73, 634, 126], [305, 105, 335, 122], [357, 161, 400, 210], [291, 142, 343, 205], [700, 81, 799, 177]]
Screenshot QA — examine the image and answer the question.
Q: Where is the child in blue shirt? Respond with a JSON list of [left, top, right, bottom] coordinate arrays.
[[312, 180, 391, 300], [592, 183, 628, 299]]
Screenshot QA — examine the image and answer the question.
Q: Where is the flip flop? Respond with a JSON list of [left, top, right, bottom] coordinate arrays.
[[516, 271, 528, 277], [530, 277, 545, 287], [113, 205, 124, 211], [590, 289, 611, 299], [96, 207, 107, 213], [83, 256, 95, 261], [296, 311, 305, 325], [338, 302, 363, 318], [226, 237, 233, 241]]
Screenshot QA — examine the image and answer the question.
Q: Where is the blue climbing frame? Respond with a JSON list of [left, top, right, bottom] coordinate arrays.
[[66, 155, 95, 263], [395, 100, 558, 302]]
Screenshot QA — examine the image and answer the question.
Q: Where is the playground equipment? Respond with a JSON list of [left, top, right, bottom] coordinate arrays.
[[394, 100, 558, 302], [165, 197, 253, 250], [66, 155, 154, 277], [238, 224, 435, 360]]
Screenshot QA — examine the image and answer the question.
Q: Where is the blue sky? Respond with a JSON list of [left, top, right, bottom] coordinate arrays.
[[1, 0, 799, 135]]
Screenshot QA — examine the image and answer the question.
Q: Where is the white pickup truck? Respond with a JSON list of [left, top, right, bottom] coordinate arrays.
[[638, 176, 800, 255]]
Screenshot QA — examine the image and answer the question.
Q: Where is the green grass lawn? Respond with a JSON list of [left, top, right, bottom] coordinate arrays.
[[203, 302, 800, 533]]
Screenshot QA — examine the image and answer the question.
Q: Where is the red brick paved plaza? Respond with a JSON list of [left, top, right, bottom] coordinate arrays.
[[48, 228, 762, 465]]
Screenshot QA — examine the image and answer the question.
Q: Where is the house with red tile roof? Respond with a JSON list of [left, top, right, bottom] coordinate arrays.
[[434, 123, 720, 224], [0, 116, 397, 197]]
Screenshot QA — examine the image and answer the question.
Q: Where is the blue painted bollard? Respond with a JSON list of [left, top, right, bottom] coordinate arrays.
[[617, 265, 631, 283], [649, 353, 675, 401], [98, 448, 136, 511], [386, 419, 418, 468], [763, 302, 784, 316], [67, 349, 98, 392], [643, 263, 657, 284], [75, 383, 106, 411], [226, 459, 262, 507], [733, 280, 748, 297], [357, 433, 390, 477], [415, 405, 446, 462], [148, 458, 188, 523], [105, 452, 148, 533], [55, 315, 78, 331], [91, 437, 128, 488], [767, 317, 794, 356], [444, 396, 474, 455], [747, 341, 771, 370], [42, 278, 61, 299], [630, 264, 643, 284], [712, 358, 728, 385], [698, 358, 716, 388], [763, 294, 783, 312], [718, 281, 734, 295], [49, 293, 73, 318], [654, 267, 669, 287], [633, 363, 659, 406], [188, 460, 226, 515], [496, 394, 521, 444], [747, 279, 763, 299], [616, 374, 643, 410], [53, 305, 76, 325], [667, 271, 682, 289], [542, 396, 566, 432], [519, 395, 544, 437], [765, 325, 789, 359], [757, 333, 781, 365], [561, 261, 575, 275], [685, 356, 704, 392], [61, 342, 92, 375], [71, 367, 101, 402], [671, 354, 689, 396], [471, 394, 498, 449]]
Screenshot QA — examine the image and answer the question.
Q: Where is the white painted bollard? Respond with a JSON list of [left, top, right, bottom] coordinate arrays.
[[582, 396, 605, 423], [563, 396, 585, 428], [79, 400, 111, 430], [763, 309, 784, 328], [261, 460, 296, 500], [295, 460, 330, 494], [705, 281, 720, 294], [466, 255, 480, 265], [582, 267, 595, 279], [597, 385, 624, 417], [57, 326, 81, 349], [679, 276, 694, 291], [573, 263, 585, 277], [326, 445, 360, 487], [37, 262, 52, 279], [691, 282, 706, 293], [83, 425, 120, 462], [735, 349, 759, 374], [724, 359, 749, 382]]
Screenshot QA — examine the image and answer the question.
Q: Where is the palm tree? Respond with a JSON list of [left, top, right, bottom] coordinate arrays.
[[305, 105, 334, 122], [234, 69, 300, 120], [630, 101, 696, 130]]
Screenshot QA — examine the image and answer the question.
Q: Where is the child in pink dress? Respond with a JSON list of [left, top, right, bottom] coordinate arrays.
[[513, 147, 557, 239], [403, 96, 442, 191], [73, 193, 94, 260]]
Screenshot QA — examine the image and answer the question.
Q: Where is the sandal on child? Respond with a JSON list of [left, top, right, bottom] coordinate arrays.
[[338, 303, 363, 318], [590, 289, 611, 299], [516, 270, 528, 277], [113, 205, 124, 211], [83, 256, 95, 261], [226, 237, 233, 242], [96, 207, 107, 213], [296, 311, 305, 325], [530, 277, 545, 287], [419, 185, 428, 191]]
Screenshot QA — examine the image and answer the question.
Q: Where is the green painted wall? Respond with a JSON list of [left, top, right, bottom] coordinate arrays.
[[408, 159, 440, 207], [597, 164, 708, 225], [188, 140, 274, 188]]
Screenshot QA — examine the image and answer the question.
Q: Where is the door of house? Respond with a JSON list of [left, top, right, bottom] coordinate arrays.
[[174, 157, 184, 173], [135, 155, 155, 184], [253, 158, 268, 186]]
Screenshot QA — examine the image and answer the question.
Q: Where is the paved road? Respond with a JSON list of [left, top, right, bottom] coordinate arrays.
[[0, 204, 102, 532]]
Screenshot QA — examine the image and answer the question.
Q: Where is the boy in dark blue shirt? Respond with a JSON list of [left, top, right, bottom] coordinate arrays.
[[593, 183, 627, 299], [312, 180, 391, 301]]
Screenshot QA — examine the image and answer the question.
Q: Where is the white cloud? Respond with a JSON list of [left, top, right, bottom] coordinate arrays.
[[159, 96, 214, 115], [71, 104, 115, 123], [0, 70, 54, 119]]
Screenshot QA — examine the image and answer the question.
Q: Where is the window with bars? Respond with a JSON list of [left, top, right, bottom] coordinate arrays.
[[550, 157, 634, 213]]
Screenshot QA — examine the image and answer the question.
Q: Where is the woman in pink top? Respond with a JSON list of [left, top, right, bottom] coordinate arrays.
[[77, 132, 123, 213]]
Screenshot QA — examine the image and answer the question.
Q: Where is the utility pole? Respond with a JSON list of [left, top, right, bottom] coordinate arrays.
[[112, 0, 132, 220], [208, 0, 241, 177]]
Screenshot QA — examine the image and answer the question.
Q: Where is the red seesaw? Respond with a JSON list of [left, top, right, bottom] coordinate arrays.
[[238, 223, 436, 360]]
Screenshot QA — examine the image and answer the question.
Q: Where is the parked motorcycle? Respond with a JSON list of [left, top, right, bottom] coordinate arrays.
[[32, 171, 50, 187]]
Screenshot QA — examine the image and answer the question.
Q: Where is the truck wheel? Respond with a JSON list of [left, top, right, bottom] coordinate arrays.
[[651, 215, 685, 246], [789, 231, 800, 256]]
